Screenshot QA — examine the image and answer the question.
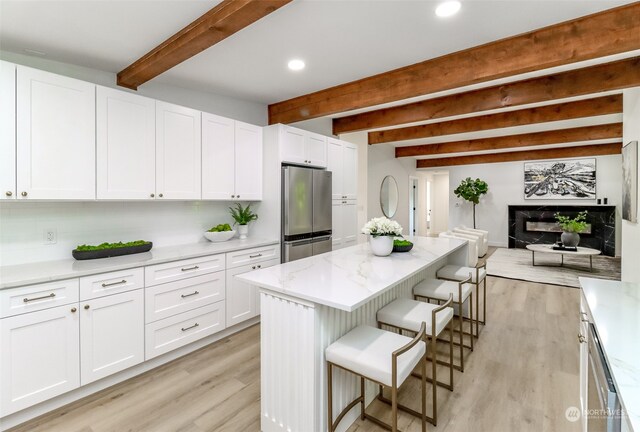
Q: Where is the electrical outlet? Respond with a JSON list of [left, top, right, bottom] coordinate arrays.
[[43, 228, 57, 245]]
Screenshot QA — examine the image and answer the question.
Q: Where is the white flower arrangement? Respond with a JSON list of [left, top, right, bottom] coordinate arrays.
[[361, 217, 403, 237]]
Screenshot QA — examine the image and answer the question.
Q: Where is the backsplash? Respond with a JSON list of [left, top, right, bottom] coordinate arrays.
[[0, 201, 267, 266]]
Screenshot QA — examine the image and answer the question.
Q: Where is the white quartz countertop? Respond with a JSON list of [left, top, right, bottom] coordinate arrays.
[[580, 277, 640, 432], [237, 236, 467, 312], [0, 237, 279, 290]]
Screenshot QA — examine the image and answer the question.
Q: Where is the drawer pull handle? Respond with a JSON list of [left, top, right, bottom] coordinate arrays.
[[23, 293, 55, 303], [181, 265, 200, 272], [249, 254, 262, 258], [181, 291, 200, 298], [102, 279, 127, 288], [578, 333, 586, 344], [580, 312, 589, 323], [181, 323, 199, 332]]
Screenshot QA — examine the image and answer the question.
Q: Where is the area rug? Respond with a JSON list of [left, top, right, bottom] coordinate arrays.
[[486, 247, 621, 288]]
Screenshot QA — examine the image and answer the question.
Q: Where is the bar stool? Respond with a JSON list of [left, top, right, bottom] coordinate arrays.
[[413, 276, 472, 372], [437, 263, 487, 335], [376, 294, 454, 426], [326, 324, 427, 432]]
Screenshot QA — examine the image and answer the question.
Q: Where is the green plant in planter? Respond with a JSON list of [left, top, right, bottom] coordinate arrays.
[[555, 211, 588, 233], [228, 203, 258, 226], [453, 177, 488, 229]]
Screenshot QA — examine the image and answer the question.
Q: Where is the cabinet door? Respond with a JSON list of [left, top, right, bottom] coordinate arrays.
[[0, 304, 80, 416], [305, 132, 327, 168], [226, 263, 259, 327], [80, 289, 144, 385], [0, 61, 15, 200], [342, 142, 358, 200], [342, 201, 358, 248], [97, 87, 155, 200], [16, 66, 95, 199], [156, 101, 201, 200], [327, 139, 343, 200], [202, 113, 235, 200], [253, 258, 280, 316], [332, 200, 343, 250], [234, 121, 263, 201], [280, 125, 306, 165]]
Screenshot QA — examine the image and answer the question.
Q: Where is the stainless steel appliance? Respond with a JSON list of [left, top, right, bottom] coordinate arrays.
[[282, 166, 332, 262], [587, 323, 622, 432]]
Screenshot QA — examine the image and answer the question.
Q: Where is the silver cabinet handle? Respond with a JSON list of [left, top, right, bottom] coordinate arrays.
[[23, 293, 55, 303], [150, 193, 155, 198], [181, 291, 199, 298], [71, 307, 77, 313], [5, 191, 12, 197], [102, 279, 127, 288], [21, 191, 27, 197], [578, 333, 586, 343], [257, 264, 261, 269], [249, 254, 262, 258], [231, 195, 235, 198], [580, 312, 589, 323], [181, 265, 199, 272], [159, 193, 164, 198], [181, 323, 199, 332], [237, 195, 240, 198], [84, 304, 90, 310]]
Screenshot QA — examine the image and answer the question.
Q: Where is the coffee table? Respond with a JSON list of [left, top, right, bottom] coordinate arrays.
[[525, 244, 601, 272]]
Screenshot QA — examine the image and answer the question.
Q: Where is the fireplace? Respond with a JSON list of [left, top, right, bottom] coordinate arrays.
[[508, 205, 616, 256]]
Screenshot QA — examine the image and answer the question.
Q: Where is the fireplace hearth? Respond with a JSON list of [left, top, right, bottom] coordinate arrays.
[[508, 205, 615, 256]]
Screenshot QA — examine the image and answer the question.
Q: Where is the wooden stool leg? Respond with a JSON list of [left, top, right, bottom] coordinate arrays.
[[327, 362, 333, 432], [469, 293, 474, 352], [449, 319, 454, 389], [422, 352, 427, 432], [475, 282, 480, 337], [483, 276, 487, 324], [360, 377, 365, 420], [458, 300, 464, 372], [431, 334, 437, 426]]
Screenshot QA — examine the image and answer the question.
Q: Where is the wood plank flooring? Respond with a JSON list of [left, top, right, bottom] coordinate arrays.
[[10, 275, 581, 432]]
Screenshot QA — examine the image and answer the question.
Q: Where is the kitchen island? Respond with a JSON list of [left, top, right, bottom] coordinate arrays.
[[237, 236, 468, 432]]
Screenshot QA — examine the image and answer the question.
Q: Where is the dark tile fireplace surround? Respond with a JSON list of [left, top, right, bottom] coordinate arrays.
[[508, 205, 616, 257]]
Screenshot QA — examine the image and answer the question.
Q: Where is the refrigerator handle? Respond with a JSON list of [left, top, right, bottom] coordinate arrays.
[[310, 235, 332, 243]]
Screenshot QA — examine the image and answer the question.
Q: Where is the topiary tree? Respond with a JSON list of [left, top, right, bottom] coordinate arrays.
[[454, 177, 488, 229]]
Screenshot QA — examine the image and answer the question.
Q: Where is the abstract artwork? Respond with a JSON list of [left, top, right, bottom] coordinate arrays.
[[622, 141, 638, 223], [524, 159, 596, 199]]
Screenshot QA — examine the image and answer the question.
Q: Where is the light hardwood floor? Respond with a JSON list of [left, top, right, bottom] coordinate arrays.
[[10, 275, 581, 432]]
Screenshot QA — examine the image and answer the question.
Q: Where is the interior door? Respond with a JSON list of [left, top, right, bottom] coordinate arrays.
[[234, 121, 263, 200], [201, 112, 235, 200], [0, 61, 15, 200]]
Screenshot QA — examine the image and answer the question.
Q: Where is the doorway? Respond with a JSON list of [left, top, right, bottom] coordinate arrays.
[[409, 176, 418, 237]]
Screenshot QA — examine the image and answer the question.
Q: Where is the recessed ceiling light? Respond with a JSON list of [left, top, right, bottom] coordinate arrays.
[[287, 59, 305, 71], [435, 1, 461, 17]]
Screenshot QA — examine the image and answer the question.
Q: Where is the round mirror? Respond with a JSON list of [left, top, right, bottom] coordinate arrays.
[[380, 175, 399, 218]]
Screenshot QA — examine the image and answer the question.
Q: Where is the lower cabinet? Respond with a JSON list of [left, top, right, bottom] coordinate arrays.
[[332, 199, 358, 250], [0, 304, 80, 416], [80, 290, 144, 385], [226, 258, 280, 327]]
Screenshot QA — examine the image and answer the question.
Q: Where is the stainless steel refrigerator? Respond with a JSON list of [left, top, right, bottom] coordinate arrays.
[[282, 166, 332, 262]]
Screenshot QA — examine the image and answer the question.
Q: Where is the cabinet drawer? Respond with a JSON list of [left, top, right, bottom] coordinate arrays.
[[145, 254, 225, 287], [80, 268, 144, 301], [0, 279, 79, 318], [145, 301, 225, 360], [145, 271, 225, 323], [226, 244, 279, 269]]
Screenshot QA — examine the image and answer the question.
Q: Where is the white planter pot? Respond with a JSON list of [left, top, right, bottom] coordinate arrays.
[[238, 224, 249, 240], [369, 235, 394, 257]]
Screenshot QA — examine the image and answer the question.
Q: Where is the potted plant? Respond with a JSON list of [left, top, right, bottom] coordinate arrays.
[[229, 203, 258, 239], [555, 211, 588, 247], [361, 217, 403, 256], [454, 177, 488, 229]]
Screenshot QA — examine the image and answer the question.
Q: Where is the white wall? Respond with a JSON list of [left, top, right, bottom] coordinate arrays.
[[443, 154, 623, 254], [622, 87, 640, 282]]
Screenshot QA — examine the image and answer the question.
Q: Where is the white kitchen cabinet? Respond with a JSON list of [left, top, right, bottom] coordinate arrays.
[[97, 87, 156, 200], [202, 114, 262, 201], [80, 289, 144, 385], [0, 304, 80, 416], [332, 200, 344, 249], [327, 138, 357, 200], [328, 139, 343, 200], [0, 61, 15, 200], [279, 125, 327, 168], [332, 200, 358, 250], [16, 66, 95, 200], [226, 258, 279, 327], [156, 101, 201, 200]]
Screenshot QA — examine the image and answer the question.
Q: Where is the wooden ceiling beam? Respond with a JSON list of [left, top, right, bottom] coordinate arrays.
[[334, 57, 639, 134], [416, 143, 622, 168], [395, 123, 622, 158], [369, 95, 622, 145], [117, 0, 293, 90], [268, 3, 640, 125]]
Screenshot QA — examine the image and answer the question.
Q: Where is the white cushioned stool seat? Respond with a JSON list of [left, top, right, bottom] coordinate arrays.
[[377, 298, 454, 336], [437, 265, 486, 284], [413, 279, 471, 302], [325, 325, 426, 387]]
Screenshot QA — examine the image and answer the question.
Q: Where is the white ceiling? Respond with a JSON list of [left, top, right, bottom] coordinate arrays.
[[0, 0, 633, 106]]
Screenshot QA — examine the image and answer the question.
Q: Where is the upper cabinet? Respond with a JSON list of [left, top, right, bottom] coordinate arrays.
[[96, 87, 156, 200], [0, 61, 15, 200], [202, 114, 263, 201], [156, 101, 201, 200], [279, 125, 327, 168], [327, 138, 357, 200], [16, 66, 95, 199]]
